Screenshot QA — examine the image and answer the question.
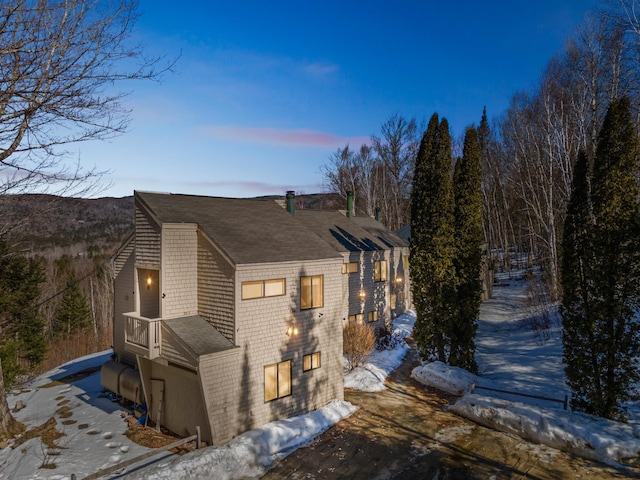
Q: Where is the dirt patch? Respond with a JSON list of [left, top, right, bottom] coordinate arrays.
[[125, 425, 181, 449], [264, 346, 638, 479], [13, 417, 64, 449]]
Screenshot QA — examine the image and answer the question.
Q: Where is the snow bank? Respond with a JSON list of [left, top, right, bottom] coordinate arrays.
[[449, 394, 640, 464], [343, 310, 416, 392], [411, 361, 477, 396], [123, 400, 357, 480]]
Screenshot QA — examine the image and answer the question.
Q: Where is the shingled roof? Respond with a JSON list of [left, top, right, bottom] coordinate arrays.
[[135, 191, 342, 265], [295, 209, 392, 253], [351, 215, 409, 250]]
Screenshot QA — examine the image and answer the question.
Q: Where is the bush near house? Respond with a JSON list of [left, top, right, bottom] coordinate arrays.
[[343, 322, 376, 372]]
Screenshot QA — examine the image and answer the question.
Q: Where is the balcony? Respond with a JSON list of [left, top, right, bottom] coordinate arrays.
[[124, 313, 162, 359]]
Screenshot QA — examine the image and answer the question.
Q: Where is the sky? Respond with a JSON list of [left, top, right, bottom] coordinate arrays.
[[80, 0, 599, 199]]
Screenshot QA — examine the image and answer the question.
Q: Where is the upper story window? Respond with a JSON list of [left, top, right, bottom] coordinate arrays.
[[341, 262, 358, 274], [242, 278, 286, 300], [374, 260, 388, 282], [367, 311, 378, 323], [300, 275, 323, 309]]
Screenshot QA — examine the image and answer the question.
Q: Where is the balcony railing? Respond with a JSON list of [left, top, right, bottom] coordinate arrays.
[[124, 313, 162, 359]]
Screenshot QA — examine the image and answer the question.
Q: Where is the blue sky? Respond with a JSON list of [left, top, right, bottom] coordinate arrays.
[[83, 0, 598, 198]]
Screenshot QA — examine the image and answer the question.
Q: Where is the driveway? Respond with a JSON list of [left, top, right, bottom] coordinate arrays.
[[263, 346, 638, 479]]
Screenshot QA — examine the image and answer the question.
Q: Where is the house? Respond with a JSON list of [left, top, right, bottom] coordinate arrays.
[[290, 192, 410, 328], [103, 190, 411, 445], [105, 191, 346, 445]]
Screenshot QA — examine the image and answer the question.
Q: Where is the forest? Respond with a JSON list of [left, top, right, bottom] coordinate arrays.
[[322, 3, 640, 302]]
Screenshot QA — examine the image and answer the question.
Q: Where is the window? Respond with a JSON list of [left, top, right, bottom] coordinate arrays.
[[300, 275, 323, 309], [403, 255, 409, 270], [348, 313, 364, 324], [341, 262, 358, 274], [242, 278, 285, 300], [374, 260, 388, 282], [390, 293, 396, 309], [367, 311, 378, 323], [303, 352, 321, 371], [264, 360, 292, 402]]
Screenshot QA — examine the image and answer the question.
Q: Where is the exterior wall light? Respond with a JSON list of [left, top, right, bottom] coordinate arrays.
[[358, 290, 366, 299], [146, 276, 153, 289], [286, 326, 299, 336]]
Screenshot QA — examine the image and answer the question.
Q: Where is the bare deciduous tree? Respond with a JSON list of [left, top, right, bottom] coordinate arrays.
[[0, 0, 171, 438], [0, 0, 171, 201]]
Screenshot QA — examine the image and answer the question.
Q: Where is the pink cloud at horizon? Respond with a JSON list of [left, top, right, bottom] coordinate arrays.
[[204, 125, 370, 148]]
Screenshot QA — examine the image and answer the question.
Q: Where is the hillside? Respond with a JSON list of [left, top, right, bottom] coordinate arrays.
[[0, 192, 342, 258], [0, 194, 135, 258]]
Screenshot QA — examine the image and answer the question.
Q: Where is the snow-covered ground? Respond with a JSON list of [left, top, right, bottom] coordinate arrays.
[[4, 273, 640, 478], [412, 272, 640, 466]]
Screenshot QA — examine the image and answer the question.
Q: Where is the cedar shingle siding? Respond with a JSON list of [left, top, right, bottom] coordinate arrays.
[[109, 190, 410, 446], [198, 233, 235, 342]]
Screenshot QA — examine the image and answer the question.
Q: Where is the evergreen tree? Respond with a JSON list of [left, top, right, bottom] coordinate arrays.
[[561, 150, 601, 414], [410, 113, 456, 361], [451, 128, 482, 373], [561, 97, 640, 420], [0, 241, 47, 385], [54, 271, 92, 337]]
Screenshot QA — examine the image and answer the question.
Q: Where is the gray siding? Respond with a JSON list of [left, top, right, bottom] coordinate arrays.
[[198, 233, 235, 342], [135, 203, 161, 268], [218, 259, 345, 433], [161, 224, 198, 318], [113, 243, 135, 365]]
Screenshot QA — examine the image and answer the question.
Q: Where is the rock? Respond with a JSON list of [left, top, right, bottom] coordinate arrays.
[[13, 400, 25, 412]]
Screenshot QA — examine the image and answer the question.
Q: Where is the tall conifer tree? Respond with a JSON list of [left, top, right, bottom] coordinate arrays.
[[561, 150, 601, 413], [54, 272, 92, 337], [561, 97, 640, 420], [451, 128, 483, 372], [410, 114, 456, 361]]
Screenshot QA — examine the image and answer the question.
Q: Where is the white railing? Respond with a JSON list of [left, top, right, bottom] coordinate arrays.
[[124, 313, 162, 359]]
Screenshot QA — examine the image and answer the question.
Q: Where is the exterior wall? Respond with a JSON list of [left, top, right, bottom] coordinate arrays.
[[137, 357, 210, 442], [135, 203, 161, 269], [199, 349, 242, 445], [389, 246, 411, 317], [197, 233, 236, 342], [200, 258, 345, 440], [113, 242, 136, 366], [161, 224, 198, 318], [345, 250, 389, 329]]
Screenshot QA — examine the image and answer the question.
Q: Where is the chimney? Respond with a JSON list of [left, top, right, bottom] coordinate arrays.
[[347, 191, 354, 218], [286, 190, 295, 215], [375, 207, 381, 222]]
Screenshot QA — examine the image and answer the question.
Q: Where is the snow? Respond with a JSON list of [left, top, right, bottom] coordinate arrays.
[[410, 271, 640, 466], [0, 353, 355, 479], [4, 273, 640, 476], [343, 310, 416, 392]]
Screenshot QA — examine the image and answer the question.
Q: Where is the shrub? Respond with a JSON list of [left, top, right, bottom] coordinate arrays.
[[343, 322, 376, 372], [375, 325, 399, 351]]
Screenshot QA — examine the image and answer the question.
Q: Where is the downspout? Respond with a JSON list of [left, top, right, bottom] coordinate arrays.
[[347, 191, 354, 218]]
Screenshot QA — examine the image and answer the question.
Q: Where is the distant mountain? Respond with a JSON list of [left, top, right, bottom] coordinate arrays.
[[0, 194, 135, 257], [0, 192, 343, 258]]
